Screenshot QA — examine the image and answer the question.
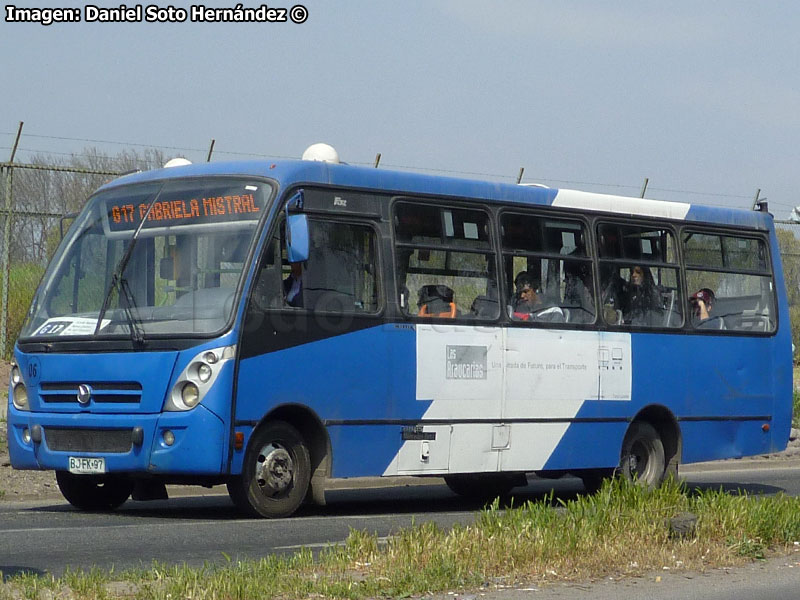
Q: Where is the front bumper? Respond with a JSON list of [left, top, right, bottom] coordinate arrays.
[[7, 404, 227, 476]]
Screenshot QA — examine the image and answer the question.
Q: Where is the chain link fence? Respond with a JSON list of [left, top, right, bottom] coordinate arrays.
[[0, 161, 122, 357]]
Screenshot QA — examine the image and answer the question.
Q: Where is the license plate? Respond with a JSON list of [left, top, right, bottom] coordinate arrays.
[[68, 456, 106, 474]]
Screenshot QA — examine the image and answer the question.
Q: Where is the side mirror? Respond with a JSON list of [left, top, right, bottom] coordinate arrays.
[[285, 190, 309, 263], [287, 214, 309, 263]]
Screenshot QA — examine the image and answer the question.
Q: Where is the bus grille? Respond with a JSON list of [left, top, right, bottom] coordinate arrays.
[[44, 428, 133, 453], [39, 382, 142, 404]]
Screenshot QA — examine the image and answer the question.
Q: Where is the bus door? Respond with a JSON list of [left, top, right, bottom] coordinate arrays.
[[392, 202, 504, 475]]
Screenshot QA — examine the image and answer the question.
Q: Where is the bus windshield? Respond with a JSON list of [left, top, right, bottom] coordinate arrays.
[[20, 177, 272, 340]]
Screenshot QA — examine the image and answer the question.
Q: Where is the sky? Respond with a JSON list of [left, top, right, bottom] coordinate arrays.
[[2, 1, 799, 216]]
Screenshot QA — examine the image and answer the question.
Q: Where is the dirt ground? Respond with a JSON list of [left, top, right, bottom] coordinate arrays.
[[2, 359, 799, 503], [0, 358, 60, 500]]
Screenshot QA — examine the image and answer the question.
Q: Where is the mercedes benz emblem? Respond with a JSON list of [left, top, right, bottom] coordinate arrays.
[[77, 384, 93, 405]]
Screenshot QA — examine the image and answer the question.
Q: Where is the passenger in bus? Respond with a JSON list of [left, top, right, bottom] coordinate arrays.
[[691, 288, 726, 329], [622, 265, 661, 325], [600, 265, 627, 324], [511, 273, 564, 322], [283, 262, 303, 308], [564, 261, 594, 322]]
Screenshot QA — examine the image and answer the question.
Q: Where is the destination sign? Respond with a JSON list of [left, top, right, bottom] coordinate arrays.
[[106, 190, 263, 231]]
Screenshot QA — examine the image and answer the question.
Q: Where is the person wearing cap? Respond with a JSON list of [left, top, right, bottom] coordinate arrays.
[[690, 288, 725, 329]]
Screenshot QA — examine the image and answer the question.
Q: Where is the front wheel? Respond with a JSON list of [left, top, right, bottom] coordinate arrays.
[[228, 421, 311, 518], [55, 471, 133, 511], [619, 421, 666, 487]]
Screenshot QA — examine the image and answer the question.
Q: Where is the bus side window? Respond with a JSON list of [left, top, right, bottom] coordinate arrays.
[[501, 213, 594, 325], [684, 233, 775, 333], [597, 223, 681, 328], [394, 202, 498, 320], [252, 217, 380, 314], [301, 220, 379, 313]]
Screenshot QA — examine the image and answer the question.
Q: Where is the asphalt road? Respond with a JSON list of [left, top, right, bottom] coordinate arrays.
[[1, 461, 800, 592]]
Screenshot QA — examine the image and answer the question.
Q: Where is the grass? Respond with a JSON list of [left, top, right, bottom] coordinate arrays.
[[794, 389, 800, 429], [3, 478, 800, 599], [2, 262, 45, 360], [0, 425, 5, 500], [793, 366, 800, 429]]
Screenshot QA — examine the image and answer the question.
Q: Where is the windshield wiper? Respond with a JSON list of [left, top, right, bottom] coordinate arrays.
[[119, 276, 145, 345], [95, 187, 163, 345]]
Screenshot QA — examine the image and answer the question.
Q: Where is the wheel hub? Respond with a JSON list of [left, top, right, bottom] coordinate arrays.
[[629, 454, 640, 474], [255, 444, 294, 495]]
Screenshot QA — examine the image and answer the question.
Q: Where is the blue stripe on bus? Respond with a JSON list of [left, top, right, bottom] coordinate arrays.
[[236, 324, 433, 478], [543, 331, 791, 470]]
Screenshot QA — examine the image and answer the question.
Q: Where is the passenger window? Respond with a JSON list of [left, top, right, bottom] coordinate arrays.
[[597, 223, 682, 328], [683, 232, 774, 332], [252, 219, 379, 313], [394, 202, 498, 320], [501, 213, 595, 324]]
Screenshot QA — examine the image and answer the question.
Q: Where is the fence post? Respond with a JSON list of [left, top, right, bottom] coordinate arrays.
[[640, 177, 649, 198], [1, 164, 13, 359]]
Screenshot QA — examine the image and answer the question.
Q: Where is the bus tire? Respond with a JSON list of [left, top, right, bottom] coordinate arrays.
[[228, 421, 311, 518], [55, 471, 133, 511], [619, 421, 666, 487], [444, 473, 517, 499]]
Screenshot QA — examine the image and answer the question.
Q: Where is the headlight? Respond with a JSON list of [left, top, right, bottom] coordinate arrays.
[[197, 363, 213, 383], [12, 384, 29, 411], [165, 345, 235, 411], [10, 366, 21, 385], [181, 382, 200, 408]]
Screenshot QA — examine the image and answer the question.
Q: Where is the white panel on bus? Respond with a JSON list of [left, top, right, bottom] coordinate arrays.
[[385, 326, 632, 476], [415, 324, 504, 419], [393, 425, 452, 475], [504, 329, 632, 420], [448, 424, 502, 473], [553, 189, 690, 220]]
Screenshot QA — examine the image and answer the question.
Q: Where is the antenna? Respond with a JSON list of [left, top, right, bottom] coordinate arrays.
[[751, 188, 769, 212]]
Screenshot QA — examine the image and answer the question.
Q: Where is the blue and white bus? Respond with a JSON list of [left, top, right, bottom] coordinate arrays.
[[7, 145, 792, 517]]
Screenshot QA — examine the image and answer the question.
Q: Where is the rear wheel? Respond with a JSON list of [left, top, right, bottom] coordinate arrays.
[[55, 471, 133, 511], [228, 421, 310, 518], [619, 421, 666, 487]]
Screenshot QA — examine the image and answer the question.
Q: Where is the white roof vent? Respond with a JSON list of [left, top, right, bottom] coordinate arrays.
[[163, 157, 192, 168], [301, 143, 340, 164]]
